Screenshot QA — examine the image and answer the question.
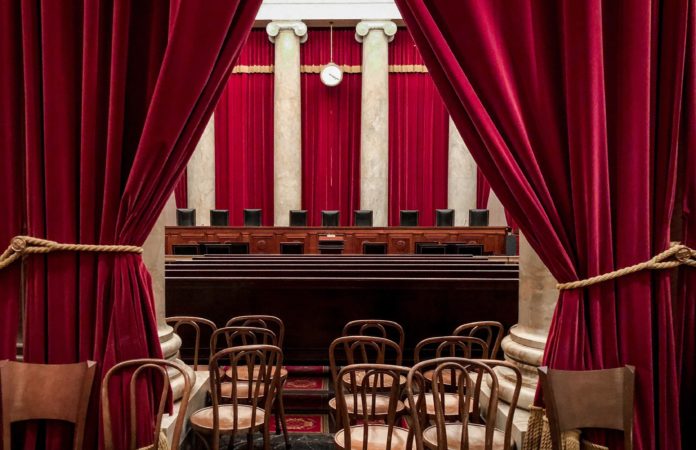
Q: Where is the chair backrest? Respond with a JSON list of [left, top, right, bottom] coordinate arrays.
[[538, 366, 635, 450], [435, 209, 455, 227], [166, 316, 218, 371], [208, 345, 282, 445], [225, 315, 285, 349], [342, 319, 405, 354], [1, 360, 96, 450], [452, 321, 505, 359], [322, 210, 340, 227], [176, 208, 196, 226], [329, 336, 403, 387], [335, 364, 411, 450], [407, 358, 521, 450], [413, 336, 490, 363], [243, 208, 262, 227], [101, 359, 191, 450], [468, 209, 489, 226], [289, 210, 308, 226], [400, 210, 419, 226], [210, 326, 279, 356], [210, 209, 229, 226], [354, 210, 373, 227]]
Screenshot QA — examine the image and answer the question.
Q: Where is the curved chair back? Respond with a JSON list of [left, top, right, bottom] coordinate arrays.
[[329, 335, 403, 385], [166, 316, 217, 371], [453, 321, 505, 359], [1, 360, 96, 450], [414, 335, 490, 363], [101, 358, 191, 450], [210, 326, 278, 357], [226, 315, 285, 349], [342, 319, 405, 354]]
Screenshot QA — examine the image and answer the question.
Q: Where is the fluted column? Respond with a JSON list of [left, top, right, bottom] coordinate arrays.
[[447, 117, 477, 225], [142, 193, 192, 400], [187, 116, 216, 225], [267, 21, 307, 226], [356, 21, 397, 227]]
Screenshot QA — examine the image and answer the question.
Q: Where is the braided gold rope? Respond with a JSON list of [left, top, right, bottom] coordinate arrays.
[[0, 236, 143, 271], [557, 243, 696, 290]]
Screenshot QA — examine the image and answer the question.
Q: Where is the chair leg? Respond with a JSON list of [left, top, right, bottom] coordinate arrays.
[[276, 385, 290, 448], [246, 430, 253, 450]]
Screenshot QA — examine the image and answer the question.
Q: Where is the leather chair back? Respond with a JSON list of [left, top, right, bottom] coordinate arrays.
[[289, 210, 307, 226], [468, 209, 489, 226], [210, 209, 229, 226], [399, 210, 419, 227], [176, 208, 196, 226], [321, 210, 340, 227], [244, 209, 262, 227], [354, 210, 373, 227], [435, 209, 455, 227]]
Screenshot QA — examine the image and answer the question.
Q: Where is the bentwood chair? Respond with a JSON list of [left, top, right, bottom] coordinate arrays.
[[342, 319, 405, 355], [1, 360, 97, 450], [334, 364, 412, 450], [452, 321, 505, 359], [176, 208, 196, 226], [407, 358, 521, 450], [166, 316, 218, 371], [102, 359, 191, 450], [538, 366, 635, 450], [190, 345, 283, 450]]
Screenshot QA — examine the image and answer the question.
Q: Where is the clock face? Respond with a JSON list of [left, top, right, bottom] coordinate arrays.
[[320, 63, 343, 87]]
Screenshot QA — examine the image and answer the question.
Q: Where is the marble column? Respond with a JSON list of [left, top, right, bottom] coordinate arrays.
[[356, 21, 397, 227], [447, 117, 477, 225], [186, 116, 216, 226], [488, 190, 507, 227], [267, 21, 307, 226], [142, 193, 191, 400]]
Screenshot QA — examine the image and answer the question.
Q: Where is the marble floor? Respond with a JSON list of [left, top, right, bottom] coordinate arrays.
[[185, 433, 335, 450]]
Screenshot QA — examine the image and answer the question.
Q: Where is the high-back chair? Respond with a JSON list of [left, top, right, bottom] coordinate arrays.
[[334, 364, 412, 450], [452, 321, 505, 359], [538, 366, 635, 450], [102, 359, 191, 450], [190, 345, 283, 450], [1, 360, 97, 450], [342, 319, 405, 355], [210, 209, 229, 226], [407, 358, 521, 450], [166, 316, 217, 371]]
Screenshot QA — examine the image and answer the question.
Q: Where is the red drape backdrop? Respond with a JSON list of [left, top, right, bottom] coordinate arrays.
[[0, 1, 260, 448], [388, 30, 448, 227], [396, 1, 693, 449], [301, 29, 361, 226], [476, 168, 490, 210], [215, 29, 275, 226], [174, 169, 188, 208]]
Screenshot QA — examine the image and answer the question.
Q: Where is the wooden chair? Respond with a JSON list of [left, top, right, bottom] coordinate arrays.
[[334, 364, 412, 450], [538, 366, 635, 450], [190, 344, 283, 450], [412, 336, 490, 419], [224, 316, 289, 447], [452, 321, 505, 359], [342, 319, 405, 355], [407, 358, 521, 450], [329, 336, 406, 425], [102, 358, 191, 450], [1, 360, 97, 450], [166, 316, 217, 371]]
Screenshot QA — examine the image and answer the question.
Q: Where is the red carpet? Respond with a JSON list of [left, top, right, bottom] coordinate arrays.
[[284, 376, 328, 390], [269, 414, 329, 434]]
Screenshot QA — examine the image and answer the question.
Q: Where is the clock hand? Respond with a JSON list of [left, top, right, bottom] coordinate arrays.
[[330, 73, 339, 81]]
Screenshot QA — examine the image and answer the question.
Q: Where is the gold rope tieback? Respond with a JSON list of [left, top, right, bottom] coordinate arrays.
[[0, 236, 143, 271], [557, 243, 696, 290]]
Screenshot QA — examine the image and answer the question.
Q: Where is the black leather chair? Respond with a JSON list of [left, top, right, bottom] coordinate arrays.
[[399, 210, 419, 227], [176, 208, 195, 226], [209, 209, 229, 226], [435, 209, 455, 227], [244, 209, 262, 227], [321, 210, 339, 227], [362, 242, 387, 254], [280, 242, 304, 254], [172, 244, 198, 255], [469, 209, 490, 226], [354, 210, 373, 227], [289, 210, 308, 227]]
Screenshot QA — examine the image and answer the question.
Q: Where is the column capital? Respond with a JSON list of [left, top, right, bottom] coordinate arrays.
[[355, 20, 397, 43], [266, 21, 308, 44]]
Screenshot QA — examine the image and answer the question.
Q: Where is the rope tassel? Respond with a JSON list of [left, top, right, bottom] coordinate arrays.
[[557, 243, 696, 290], [0, 236, 143, 271]]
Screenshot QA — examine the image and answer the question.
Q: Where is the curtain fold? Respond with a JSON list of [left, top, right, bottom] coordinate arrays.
[[215, 29, 275, 225], [174, 170, 187, 208], [476, 168, 490, 210], [388, 30, 448, 227], [0, 1, 261, 448], [301, 28, 361, 226], [395, 1, 693, 449]]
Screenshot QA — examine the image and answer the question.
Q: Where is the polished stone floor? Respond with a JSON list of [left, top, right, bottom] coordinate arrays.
[[185, 432, 335, 450]]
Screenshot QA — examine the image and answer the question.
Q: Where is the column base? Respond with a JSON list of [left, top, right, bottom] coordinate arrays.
[[497, 324, 546, 410], [162, 371, 210, 446], [159, 324, 193, 401], [480, 383, 530, 450]]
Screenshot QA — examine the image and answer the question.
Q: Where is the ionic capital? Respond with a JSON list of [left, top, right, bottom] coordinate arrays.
[[355, 20, 397, 43], [266, 21, 308, 44]]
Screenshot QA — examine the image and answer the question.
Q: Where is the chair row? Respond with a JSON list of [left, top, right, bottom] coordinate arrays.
[[176, 208, 493, 227]]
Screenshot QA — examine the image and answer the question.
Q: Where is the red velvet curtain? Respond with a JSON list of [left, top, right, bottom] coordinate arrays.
[[388, 30, 448, 227], [215, 29, 275, 225], [0, 1, 260, 448], [174, 170, 188, 208], [301, 29, 361, 226], [476, 168, 490, 210], [396, 1, 693, 449]]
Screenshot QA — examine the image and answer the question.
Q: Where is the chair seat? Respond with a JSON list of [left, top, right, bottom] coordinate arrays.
[[190, 405, 266, 433], [220, 381, 267, 399], [423, 369, 463, 386], [334, 424, 410, 450], [423, 423, 507, 450], [225, 365, 288, 381], [328, 395, 406, 416], [405, 393, 470, 416], [341, 370, 406, 389]]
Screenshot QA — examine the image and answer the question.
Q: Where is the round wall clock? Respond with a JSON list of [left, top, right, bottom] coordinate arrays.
[[320, 62, 343, 87]]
